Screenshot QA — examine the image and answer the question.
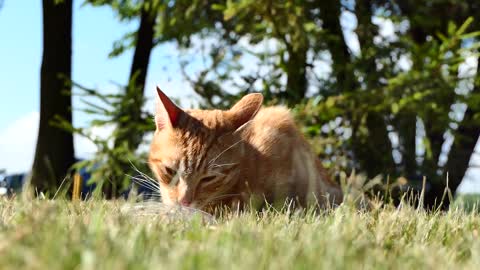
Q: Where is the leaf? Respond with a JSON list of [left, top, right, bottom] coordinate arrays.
[[211, 4, 225, 11], [391, 103, 399, 114], [304, 22, 317, 32], [447, 21, 456, 35], [456, 17, 474, 36], [460, 31, 480, 39]]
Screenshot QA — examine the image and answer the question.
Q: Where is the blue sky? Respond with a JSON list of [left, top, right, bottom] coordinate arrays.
[[0, 0, 198, 130], [0, 1, 479, 193], [0, 0, 42, 129], [0, 0, 139, 130], [0, 0, 196, 172]]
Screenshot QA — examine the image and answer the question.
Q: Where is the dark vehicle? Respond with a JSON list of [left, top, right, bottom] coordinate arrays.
[[73, 165, 158, 200], [0, 173, 27, 196], [0, 165, 158, 200]]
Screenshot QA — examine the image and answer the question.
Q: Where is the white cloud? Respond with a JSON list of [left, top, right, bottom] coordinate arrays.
[[0, 112, 114, 174], [0, 112, 39, 174], [74, 124, 115, 160]]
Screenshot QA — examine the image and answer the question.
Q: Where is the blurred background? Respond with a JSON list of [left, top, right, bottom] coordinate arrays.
[[0, 0, 479, 207]]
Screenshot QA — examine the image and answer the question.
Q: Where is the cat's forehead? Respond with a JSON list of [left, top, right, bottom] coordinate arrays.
[[151, 126, 210, 161], [184, 109, 228, 129], [150, 109, 233, 168]]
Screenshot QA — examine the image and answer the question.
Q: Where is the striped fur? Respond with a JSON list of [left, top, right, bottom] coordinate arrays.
[[149, 89, 343, 212]]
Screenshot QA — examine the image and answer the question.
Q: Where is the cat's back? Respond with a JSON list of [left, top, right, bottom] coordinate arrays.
[[254, 106, 295, 131], [246, 105, 302, 154], [246, 105, 343, 206]]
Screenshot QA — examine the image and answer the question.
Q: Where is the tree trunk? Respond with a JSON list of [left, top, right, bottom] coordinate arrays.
[[444, 107, 480, 193], [115, 4, 156, 151], [353, 0, 396, 177], [114, 5, 155, 150], [105, 5, 155, 197], [31, 0, 74, 194], [317, 0, 356, 93], [395, 112, 418, 177], [128, 6, 156, 97], [426, 64, 480, 209], [285, 45, 308, 105]]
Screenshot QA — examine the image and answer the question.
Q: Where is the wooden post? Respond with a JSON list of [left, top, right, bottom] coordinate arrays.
[[72, 173, 82, 200]]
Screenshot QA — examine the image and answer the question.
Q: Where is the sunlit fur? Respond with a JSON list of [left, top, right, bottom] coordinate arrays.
[[149, 90, 343, 212]]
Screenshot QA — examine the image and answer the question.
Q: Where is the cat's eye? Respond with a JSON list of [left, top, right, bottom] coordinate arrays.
[[156, 165, 177, 184], [164, 166, 176, 176], [200, 175, 217, 182]]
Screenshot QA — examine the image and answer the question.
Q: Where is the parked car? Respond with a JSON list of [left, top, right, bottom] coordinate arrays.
[[0, 165, 158, 200], [72, 164, 158, 200], [0, 173, 27, 196]]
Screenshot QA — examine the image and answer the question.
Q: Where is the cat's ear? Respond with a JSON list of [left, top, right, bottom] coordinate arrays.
[[233, 120, 254, 137], [155, 86, 184, 129], [227, 93, 263, 129]]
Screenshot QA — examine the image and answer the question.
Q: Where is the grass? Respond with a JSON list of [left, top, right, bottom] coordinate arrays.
[[1, 198, 480, 270]]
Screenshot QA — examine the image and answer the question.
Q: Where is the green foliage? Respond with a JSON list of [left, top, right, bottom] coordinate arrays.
[[453, 193, 480, 213], [161, 2, 480, 195], [84, 0, 142, 19], [81, 0, 480, 204], [56, 81, 154, 197], [297, 18, 479, 169], [175, 0, 325, 105]]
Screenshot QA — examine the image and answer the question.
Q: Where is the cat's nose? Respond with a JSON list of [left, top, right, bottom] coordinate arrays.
[[180, 198, 191, 206]]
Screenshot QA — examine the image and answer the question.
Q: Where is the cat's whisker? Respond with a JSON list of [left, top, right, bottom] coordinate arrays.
[[130, 173, 156, 182], [208, 139, 243, 165], [138, 171, 157, 183], [147, 91, 343, 212], [136, 183, 160, 193], [129, 175, 161, 193], [128, 169, 166, 200], [129, 178, 163, 200], [135, 182, 160, 193], [209, 162, 239, 169], [129, 174, 159, 186], [140, 195, 162, 199], [132, 181, 160, 194], [126, 161, 163, 194], [127, 160, 157, 182]]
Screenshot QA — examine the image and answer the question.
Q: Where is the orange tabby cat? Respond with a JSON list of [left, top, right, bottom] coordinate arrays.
[[149, 87, 343, 212]]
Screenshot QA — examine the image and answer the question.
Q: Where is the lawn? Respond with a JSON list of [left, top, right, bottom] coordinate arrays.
[[1, 198, 480, 270]]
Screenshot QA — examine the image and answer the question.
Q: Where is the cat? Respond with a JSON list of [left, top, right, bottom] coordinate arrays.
[[148, 87, 343, 212]]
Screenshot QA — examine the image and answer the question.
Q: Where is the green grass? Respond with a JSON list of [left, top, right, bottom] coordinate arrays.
[[1, 198, 480, 270], [453, 194, 480, 213]]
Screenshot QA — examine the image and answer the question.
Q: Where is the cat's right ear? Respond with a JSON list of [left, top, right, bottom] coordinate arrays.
[[227, 93, 263, 130], [155, 86, 184, 130]]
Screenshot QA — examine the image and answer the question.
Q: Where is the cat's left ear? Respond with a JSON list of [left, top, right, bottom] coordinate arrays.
[[227, 93, 263, 130], [155, 86, 184, 129]]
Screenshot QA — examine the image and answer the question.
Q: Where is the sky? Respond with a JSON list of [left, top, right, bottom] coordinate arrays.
[[0, 1, 479, 193], [0, 0, 194, 172]]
